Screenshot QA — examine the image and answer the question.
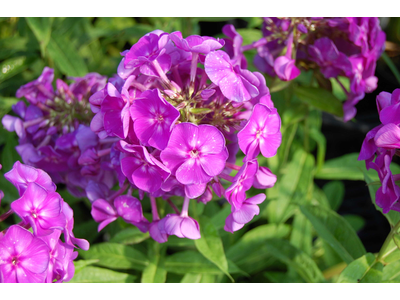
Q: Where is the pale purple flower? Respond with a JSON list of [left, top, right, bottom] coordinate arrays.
[[16, 67, 54, 104], [0, 225, 50, 283], [130, 89, 180, 150], [238, 104, 282, 160], [160, 123, 228, 186], [11, 182, 66, 236], [114, 195, 150, 233], [91, 199, 118, 231], [224, 194, 266, 233], [158, 214, 200, 239], [205, 50, 259, 102]]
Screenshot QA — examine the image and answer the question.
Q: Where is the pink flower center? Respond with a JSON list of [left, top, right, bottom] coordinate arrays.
[[190, 149, 200, 158], [155, 114, 164, 123], [12, 257, 19, 266]]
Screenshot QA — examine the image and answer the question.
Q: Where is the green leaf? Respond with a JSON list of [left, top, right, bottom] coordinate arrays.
[[264, 238, 325, 283], [0, 97, 19, 118], [382, 260, 400, 281], [322, 181, 345, 211], [337, 253, 383, 283], [80, 243, 149, 271], [364, 172, 400, 226], [266, 148, 311, 223], [315, 153, 400, 181], [25, 17, 53, 56], [164, 251, 242, 276], [141, 243, 166, 283], [1, 130, 20, 173], [110, 227, 150, 245], [309, 127, 326, 173], [73, 259, 99, 273], [226, 224, 290, 262], [0, 56, 31, 83], [330, 76, 350, 101], [194, 216, 232, 281], [294, 85, 343, 117], [68, 266, 136, 283], [180, 273, 215, 283], [47, 34, 88, 76], [343, 214, 365, 232], [300, 205, 366, 264]]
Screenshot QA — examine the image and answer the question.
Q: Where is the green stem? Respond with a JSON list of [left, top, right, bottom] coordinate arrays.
[[376, 219, 400, 262], [382, 52, 400, 86]]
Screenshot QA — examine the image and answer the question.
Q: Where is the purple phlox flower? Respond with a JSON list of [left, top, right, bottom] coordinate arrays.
[[197, 186, 213, 204], [67, 72, 107, 101], [378, 89, 400, 125], [358, 125, 382, 165], [119, 142, 170, 194], [149, 220, 168, 243], [130, 89, 180, 150], [91, 199, 118, 231], [205, 50, 260, 102], [371, 151, 400, 213], [160, 123, 228, 188], [253, 166, 277, 189], [374, 123, 400, 149], [238, 104, 282, 160], [308, 37, 352, 78], [49, 238, 77, 283], [85, 180, 112, 203], [225, 160, 258, 210], [273, 33, 301, 81], [38, 229, 61, 283], [224, 193, 266, 233], [170, 32, 224, 54], [0, 225, 50, 283], [4, 161, 56, 196], [16, 67, 54, 104], [100, 83, 131, 139], [349, 56, 378, 95], [2, 115, 25, 139], [11, 182, 66, 236], [254, 41, 283, 77], [158, 214, 200, 239], [62, 202, 90, 251], [114, 195, 150, 233], [249, 72, 274, 108], [222, 24, 247, 68], [342, 92, 365, 122], [122, 32, 171, 79]]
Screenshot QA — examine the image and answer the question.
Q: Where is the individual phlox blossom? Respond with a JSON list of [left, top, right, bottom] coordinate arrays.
[[359, 89, 400, 213], [15, 66, 54, 104], [225, 160, 258, 210], [120, 32, 171, 79], [4, 161, 56, 196], [91, 199, 118, 231], [205, 50, 260, 102], [160, 123, 228, 188], [130, 89, 180, 150], [224, 194, 266, 233], [0, 225, 50, 283], [158, 214, 200, 239], [11, 182, 66, 237], [119, 141, 170, 194], [273, 34, 300, 81], [170, 33, 225, 54], [238, 103, 282, 160], [114, 195, 150, 232], [222, 24, 247, 69], [62, 202, 90, 251]]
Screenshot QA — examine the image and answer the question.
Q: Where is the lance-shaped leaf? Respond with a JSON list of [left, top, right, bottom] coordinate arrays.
[[337, 253, 383, 283]]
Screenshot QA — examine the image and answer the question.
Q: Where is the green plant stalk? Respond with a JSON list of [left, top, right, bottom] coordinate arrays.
[[382, 52, 400, 86], [376, 219, 400, 262]]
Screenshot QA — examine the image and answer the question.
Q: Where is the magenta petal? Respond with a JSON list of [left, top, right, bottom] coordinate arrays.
[[149, 221, 168, 243], [259, 132, 282, 158], [224, 214, 244, 233], [274, 56, 301, 81], [232, 203, 260, 224], [185, 183, 207, 199], [163, 215, 184, 238], [180, 218, 201, 239], [176, 158, 211, 185], [374, 123, 400, 149]]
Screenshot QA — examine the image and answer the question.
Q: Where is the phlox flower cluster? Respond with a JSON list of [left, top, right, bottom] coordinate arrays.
[[88, 30, 281, 242], [0, 162, 88, 283], [2, 68, 119, 197], [225, 18, 386, 121], [359, 89, 400, 214]]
